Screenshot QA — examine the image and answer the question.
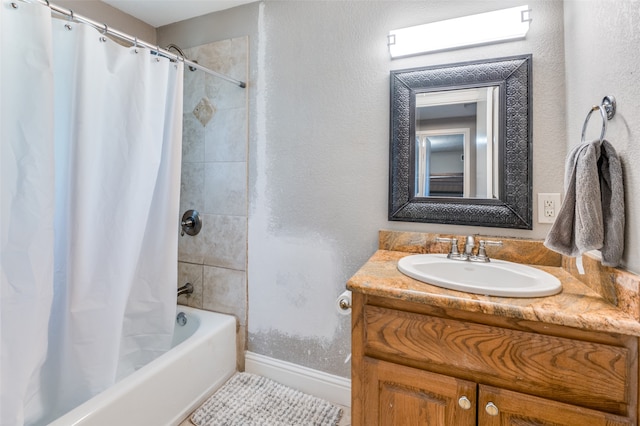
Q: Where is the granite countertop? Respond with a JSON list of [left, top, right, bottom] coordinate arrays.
[[347, 249, 640, 337]]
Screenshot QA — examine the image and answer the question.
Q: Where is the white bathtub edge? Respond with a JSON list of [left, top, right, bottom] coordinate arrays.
[[49, 307, 237, 426], [244, 351, 351, 407], [168, 369, 235, 426]]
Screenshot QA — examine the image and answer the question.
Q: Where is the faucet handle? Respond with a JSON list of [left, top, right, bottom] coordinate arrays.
[[472, 240, 503, 262], [435, 236, 462, 259]]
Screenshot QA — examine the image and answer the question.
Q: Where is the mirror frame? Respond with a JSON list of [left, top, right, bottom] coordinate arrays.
[[389, 54, 533, 229]]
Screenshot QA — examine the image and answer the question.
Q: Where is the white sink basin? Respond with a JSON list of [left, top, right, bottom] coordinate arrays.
[[397, 254, 562, 298]]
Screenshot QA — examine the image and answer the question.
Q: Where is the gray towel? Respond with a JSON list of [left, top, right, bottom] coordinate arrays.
[[544, 139, 624, 266]]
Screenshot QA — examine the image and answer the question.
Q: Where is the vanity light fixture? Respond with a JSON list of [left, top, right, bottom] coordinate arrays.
[[388, 5, 531, 58]]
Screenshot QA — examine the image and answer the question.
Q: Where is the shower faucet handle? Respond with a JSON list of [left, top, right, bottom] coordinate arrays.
[[180, 209, 202, 236]]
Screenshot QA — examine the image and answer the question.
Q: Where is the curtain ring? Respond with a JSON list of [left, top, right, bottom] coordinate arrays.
[[102, 24, 108, 34], [156, 45, 161, 62], [580, 104, 608, 144], [133, 37, 138, 54], [64, 9, 74, 29]]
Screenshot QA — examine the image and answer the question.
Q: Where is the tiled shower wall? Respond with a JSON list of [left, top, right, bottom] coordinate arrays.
[[177, 37, 248, 368]]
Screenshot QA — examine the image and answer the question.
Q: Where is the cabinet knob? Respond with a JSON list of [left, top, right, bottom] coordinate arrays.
[[458, 396, 471, 410], [485, 402, 499, 416]]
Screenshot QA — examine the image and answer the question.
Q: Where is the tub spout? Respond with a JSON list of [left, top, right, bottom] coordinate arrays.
[[177, 283, 194, 297]]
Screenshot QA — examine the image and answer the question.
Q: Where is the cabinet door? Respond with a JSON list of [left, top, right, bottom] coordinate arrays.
[[478, 385, 632, 426], [363, 357, 476, 426]]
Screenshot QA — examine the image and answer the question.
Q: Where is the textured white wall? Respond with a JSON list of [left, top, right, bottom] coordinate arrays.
[[249, 0, 566, 377], [92, 0, 640, 379], [564, 0, 640, 273], [61, 0, 639, 384], [56, 0, 156, 42]]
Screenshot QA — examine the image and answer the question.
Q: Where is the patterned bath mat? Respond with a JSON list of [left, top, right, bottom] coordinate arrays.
[[191, 372, 343, 426]]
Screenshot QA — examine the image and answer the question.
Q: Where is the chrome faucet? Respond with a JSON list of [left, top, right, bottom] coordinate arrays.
[[464, 235, 475, 257], [436, 235, 503, 262], [469, 240, 504, 262], [435, 236, 463, 260]]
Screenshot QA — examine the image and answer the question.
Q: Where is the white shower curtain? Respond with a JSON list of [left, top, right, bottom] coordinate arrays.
[[1, 2, 183, 425]]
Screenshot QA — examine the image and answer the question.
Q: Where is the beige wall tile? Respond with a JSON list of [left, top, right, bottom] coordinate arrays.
[[182, 113, 205, 163], [205, 107, 247, 162], [203, 266, 247, 326], [205, 74, 246, 110], [204, 162, 247, 216], [178, 38, 248, 374], [177, 262, 204, 309], [179, 162, 204, 216], [182, 65, 205, 114], [178, 229, 205, 264], [202, 214, 247, 271]]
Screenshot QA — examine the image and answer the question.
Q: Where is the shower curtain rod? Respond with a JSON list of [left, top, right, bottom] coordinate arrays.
[[20, 0, 247, 88]]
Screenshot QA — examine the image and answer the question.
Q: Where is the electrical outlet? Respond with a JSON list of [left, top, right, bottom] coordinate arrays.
[[538, 193, 561, 224]]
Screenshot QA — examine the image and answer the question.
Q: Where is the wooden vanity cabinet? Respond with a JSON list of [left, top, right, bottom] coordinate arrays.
[[363, 357, 476, 425], [478, 385, 630, 425], [351, 293, 638, 426]]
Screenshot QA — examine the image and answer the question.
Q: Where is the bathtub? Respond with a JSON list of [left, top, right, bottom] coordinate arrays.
[[49, 306, 237, 426]]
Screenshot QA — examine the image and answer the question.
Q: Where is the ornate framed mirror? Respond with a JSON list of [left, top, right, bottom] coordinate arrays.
[[388, 55, 532, 229]]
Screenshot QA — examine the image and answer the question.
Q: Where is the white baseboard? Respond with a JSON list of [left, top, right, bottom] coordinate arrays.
[[244, 351, 351, 407]]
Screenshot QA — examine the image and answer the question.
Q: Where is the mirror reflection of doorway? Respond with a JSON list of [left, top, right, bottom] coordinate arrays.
[[415, 129, 469, 197], [415, 86, 499, 199]]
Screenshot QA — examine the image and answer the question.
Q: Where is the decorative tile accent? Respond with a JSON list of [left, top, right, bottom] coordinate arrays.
[[192, 97, 216, 127]]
